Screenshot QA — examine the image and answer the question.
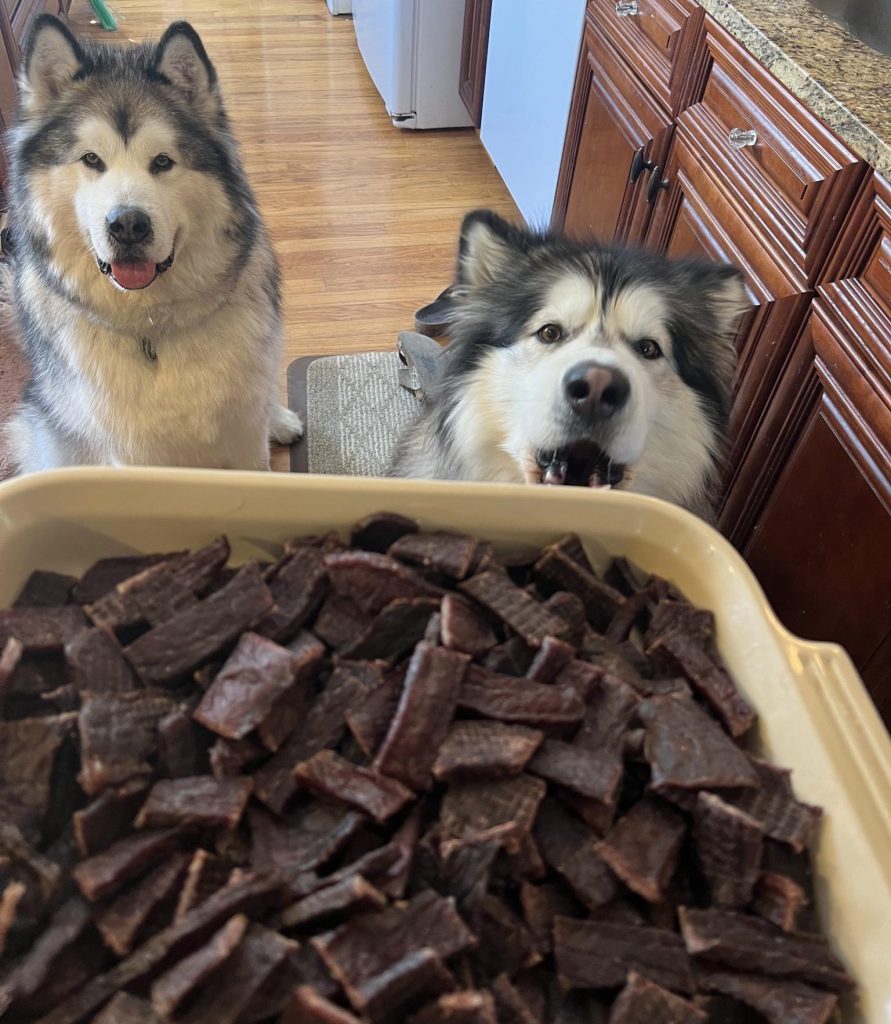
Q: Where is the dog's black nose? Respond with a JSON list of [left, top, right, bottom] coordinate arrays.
[[564, 361, 630, 420], [106, 207, 152, 247]]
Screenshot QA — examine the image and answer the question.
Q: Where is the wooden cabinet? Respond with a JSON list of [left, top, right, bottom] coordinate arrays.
[[459, 0, 492, 129], [552, 0, 889, 721]]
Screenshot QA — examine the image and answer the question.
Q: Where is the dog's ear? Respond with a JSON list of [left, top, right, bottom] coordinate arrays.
[[20, 15, 88, 114], [457, 210, 528, 289], [153, 22, 219, 112], [701, 263, 749, 339]]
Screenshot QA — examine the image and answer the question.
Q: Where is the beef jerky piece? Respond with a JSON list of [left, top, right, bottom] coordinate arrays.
[[464, 893, 540, 977], [0, 606, 86, 653], [580, 633, 648, 692], [250, 803, 362, 878], [89, 993, 159, 1024], [609, 972, 706, 1023], [753, 872, 808, 932], [549, 658, 599, 701], [575, 675, 639, 752], [726, 758, 822, 852], [257, 546, 328, 643], [0, 713, 76, 822], [294, 750, 414, 823], [374, 641, 468, 789], [313, 891, 474, 999], [596, 799, 687, 904], [646, 631, 755, 738], [389, 531, 480, 580], [356, 810, 420, 900], [693, 793, 763, 908], [440, 594, 498, 658], [0, 897, 92, 1016], [210, 735, 266, 778], [13, 570, 77, 608], [281, 875, 387, 930], [533, 541, 622, 632], [354, 947, 455, 1023], [167, 535, 231, 595], [125, 564, 273, 686], [135, 775, 252, 830], [525, 636, 576, 683], [157, 703, 200, 778], [72, 552, 177, 605], [0, 880, 26, 957], [605, 590, 652, 645], [253, 662, 376, 814], [604, 556, 645, 596], [440, 774, 545, 855], [491, 975, 537, 1024], [425, 612, 442, 643], [534, 800, 619, 910], [409, 991, 497, 1024], [85, 563, 197, 634], [639, 693, 759, 792], [73, 780, 151, 857], [555, 917, 695, 994], [458, 665, 584, 726], [415, 832, 500, 904], [72, 828, 182, 901], [64, 627, 137, 694], [541, 591, 588, 648], [432, 721, 543, 781], [483, 636, 534, 676], [529, 738, 623, 806], [284, 986, 364, 1024], [350, 512, 419, 553], [646, 598, 714, 647], [520, 882, 581, 955], [0, 822, 61, 905], [96, 851, 190, 955], [341, 598, 440, 663], [680, 908, 853, 991], [193, 631, 298, 740], [323, 550, 443, 615], [174, 849, 232, 920], [0, 636, 23, 693], [256, 631, 327, 752], [176, 924, 297, 1024], [697, 969, 839, 1024], [34, 874, 287, 1024], [77, 690, 177, 796], [459, 570, 571, 647], [344, 663, 404, 758], [313, 594, 372, 650], [149, 914, 249, 1018]]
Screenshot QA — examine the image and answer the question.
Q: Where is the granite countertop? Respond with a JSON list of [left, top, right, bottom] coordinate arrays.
[[698, 0, 891, 181]]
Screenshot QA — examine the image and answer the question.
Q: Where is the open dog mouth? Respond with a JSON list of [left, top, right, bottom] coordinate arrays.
[[535, 440, 625, 488], [97, 250, 175, 291]]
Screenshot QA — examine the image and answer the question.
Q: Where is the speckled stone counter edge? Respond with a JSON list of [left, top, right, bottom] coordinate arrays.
[[697, 0, 891, 182]]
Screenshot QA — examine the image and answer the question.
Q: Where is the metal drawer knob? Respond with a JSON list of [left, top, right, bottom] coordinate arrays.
[[728, 128, 758, 149], [646, 166, 670, 203], [615, 1, 639, 15], [629, 149, 655, 183]]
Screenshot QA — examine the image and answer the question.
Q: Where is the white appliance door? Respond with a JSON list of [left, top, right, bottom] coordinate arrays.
[[413, 0, 474, 129], [352, 0, 416, 121], [480, 0, 587, 225]]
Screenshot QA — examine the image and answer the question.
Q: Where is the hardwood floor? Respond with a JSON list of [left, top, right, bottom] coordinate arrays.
[[71, 0, 517, 468]]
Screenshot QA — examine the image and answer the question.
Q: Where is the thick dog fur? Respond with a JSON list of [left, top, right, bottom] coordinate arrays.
[[390, 210, 748, 520], [3, 15, 302, 473]]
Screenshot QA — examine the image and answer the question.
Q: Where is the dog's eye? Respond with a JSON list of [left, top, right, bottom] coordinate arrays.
[[150, 154, 175, 173], [81, 152, 106, 172], [537, 323, 564, 343], [634, 338, 663, 360]]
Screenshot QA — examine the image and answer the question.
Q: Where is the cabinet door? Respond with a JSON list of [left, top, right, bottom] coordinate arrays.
[[743, 303, 891, 723], [459, 0, 492, 128], [553, 15, 673, 245]]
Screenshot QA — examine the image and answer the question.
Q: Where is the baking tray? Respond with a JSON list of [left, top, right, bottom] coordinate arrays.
[[0, 468, 888, 1022]]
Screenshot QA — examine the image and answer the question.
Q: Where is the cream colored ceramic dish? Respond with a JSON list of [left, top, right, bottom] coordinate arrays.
[[0, 468, 888, 1022]]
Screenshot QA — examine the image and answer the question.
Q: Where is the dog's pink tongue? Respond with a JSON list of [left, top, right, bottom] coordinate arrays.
[[111, 261, 156, 290]]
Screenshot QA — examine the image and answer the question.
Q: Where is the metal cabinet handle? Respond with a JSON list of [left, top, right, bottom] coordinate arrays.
[[629, 149, 655, 183], [615, 1, 639, 15], [728, 128, 758, 149], [646, 166, 670, 203]]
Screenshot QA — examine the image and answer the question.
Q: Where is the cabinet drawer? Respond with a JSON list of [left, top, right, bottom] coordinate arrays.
[[586, 0, 702, 115], [682, 18, 865, 284]]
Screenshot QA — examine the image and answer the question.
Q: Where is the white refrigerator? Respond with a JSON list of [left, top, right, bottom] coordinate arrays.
[[352, 0, 474, 130]]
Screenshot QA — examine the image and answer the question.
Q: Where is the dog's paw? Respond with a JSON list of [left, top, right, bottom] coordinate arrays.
[[270, 405, 304, 445]]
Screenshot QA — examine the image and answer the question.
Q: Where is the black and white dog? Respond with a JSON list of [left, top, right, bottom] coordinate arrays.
[[391, 210, 747, 520], [3, 16, 302, 473]]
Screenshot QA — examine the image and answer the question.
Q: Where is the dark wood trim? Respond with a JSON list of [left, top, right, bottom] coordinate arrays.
[[459, 0, 492, 129]]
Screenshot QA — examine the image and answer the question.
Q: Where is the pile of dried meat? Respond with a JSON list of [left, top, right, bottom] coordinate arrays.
[[0, 516, 852, 1024]]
